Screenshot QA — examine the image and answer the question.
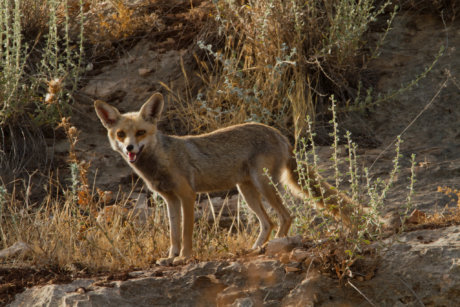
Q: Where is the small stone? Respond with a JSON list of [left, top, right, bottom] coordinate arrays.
[[279, 253, 290, 264], [406, 209, 426, 224], [233, 297, 254, 307], [285, 266, 301, 273], [290, 248, 310, 262], [138, 68, 152, 77], [128, 271, 144, 278], [0, 241, 32, 259], [265, 236, 302, 256]]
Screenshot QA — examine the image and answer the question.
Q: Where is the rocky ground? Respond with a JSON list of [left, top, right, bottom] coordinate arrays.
[[2, 5, 460, 307], [8, 225, 460, 306]]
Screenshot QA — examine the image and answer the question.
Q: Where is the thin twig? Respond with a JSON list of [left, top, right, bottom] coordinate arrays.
[[348, 280, 377, 307], [397, 276, 425, 307], [369, 76, 449, 171]]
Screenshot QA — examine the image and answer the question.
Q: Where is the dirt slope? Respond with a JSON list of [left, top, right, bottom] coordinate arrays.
[[362, 11, 460, 214]]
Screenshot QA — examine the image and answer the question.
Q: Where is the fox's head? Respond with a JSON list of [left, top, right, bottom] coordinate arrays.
[[94, 93, 164, 163]]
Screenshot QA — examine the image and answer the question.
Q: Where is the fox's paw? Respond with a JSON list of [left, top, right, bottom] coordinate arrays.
[[156, 256, 191, 266], [156, 257, 175, 266], [172, 256, 188, 266]]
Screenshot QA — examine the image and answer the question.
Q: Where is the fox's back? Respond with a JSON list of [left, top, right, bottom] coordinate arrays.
[[188, 122, 287, 147], [167, 123, 292, 192]]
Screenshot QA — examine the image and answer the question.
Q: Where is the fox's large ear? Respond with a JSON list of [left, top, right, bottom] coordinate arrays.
[[140, 93, 164, 123], [94, 100, 121, 128]]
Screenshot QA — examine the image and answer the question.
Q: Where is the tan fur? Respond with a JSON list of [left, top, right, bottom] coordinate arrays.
[[95, 93, 354, 264]]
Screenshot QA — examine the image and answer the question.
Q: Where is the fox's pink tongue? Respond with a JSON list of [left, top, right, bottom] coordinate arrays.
[[128, 152, 136, 162]]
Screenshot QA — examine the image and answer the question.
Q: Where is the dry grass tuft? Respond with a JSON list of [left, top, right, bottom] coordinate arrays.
[[426, 187, 460, 225], [0, 186, 256, 271]]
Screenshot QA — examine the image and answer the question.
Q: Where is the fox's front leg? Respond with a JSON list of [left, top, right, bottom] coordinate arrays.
[[164, 182, 196, 266], [157, 193, 182, 265], [179, 190, 196, 259]]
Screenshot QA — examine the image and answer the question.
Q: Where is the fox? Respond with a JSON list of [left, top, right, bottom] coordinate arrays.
[[94, 93, 355, 265]]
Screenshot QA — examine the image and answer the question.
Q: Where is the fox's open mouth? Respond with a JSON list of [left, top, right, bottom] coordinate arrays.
[[127, 145, 144, 163]]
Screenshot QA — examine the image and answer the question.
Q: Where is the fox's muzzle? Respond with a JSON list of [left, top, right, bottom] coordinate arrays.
[[126, 144, 144, 163]]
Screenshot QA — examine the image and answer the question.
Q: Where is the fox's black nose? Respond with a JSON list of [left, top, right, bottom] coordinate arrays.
[[126, 144, 134, 152]]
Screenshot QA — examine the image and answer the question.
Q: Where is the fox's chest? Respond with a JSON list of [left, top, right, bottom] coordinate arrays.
[[129, 153, 176, 193]]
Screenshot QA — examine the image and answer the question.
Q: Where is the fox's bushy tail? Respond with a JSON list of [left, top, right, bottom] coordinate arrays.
[[284, 156, 354, 228]]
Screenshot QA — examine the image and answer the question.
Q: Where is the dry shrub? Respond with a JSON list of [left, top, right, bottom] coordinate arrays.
[[83, 0, 212, 65], [85, 0, 180, 56], [429, 186, 460, 224], [172, 0, 394, 136], [19, 0, 50, 40], [90, 1, 163, 41], [19, 0, 90, 46], [401, 187, 460, 231]]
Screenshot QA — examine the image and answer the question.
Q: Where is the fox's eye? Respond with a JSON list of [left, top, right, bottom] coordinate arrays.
[[117, 131, 125, 138], [136, 130, 146, 137]]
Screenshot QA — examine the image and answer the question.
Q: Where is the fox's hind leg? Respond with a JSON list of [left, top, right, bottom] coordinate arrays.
[[250, 162, 293, 238], [237, 181, 274, 248], [258, 179, 293, 238], [176, 188, 196, 259]]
